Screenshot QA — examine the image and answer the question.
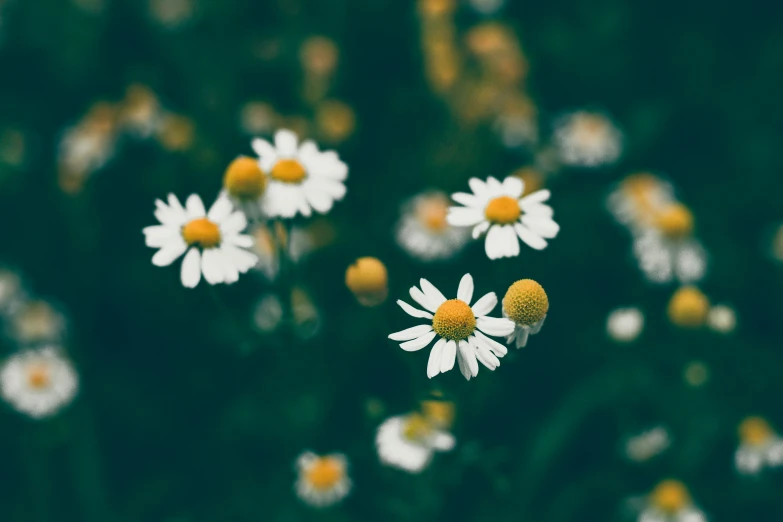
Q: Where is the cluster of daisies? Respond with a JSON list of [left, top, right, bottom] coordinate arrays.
[[0, 269, 78, 419]]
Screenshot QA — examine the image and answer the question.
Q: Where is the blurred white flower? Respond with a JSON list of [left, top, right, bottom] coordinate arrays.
[[735, 417, 783, 475], [252, 294, 284, 333], [295, 451, 351, 508], [607, 307, 644, 342], [638, 480, 706, 522], [502, 279, 549, 348], [396, 191, 470, 261], [143, 194, 258, 288], [607, 173, 675, 231], [0, 268, 24, 315], [0, 347, 78, 418], [553, 110, 622, 167], [447, 176, 559, 260], [8, 300, 67, 346], [633, 231, 707, 285], [376, 412, 455, 473], [58, 107, 118, 186], [706, 304, 736, 334], [389, 274, 514, 380], [625, 426, 670, 462], [252, 129, 347, 219]]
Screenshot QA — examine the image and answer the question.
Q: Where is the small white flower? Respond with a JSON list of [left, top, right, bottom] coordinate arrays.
[[295, 451, 351, 508], [607, 307, 644, 342], [607, 173, 675, 231], [395, 191, 470, 261], [625, 426, 670, 462], [638, 481, 706, 522], [252, 129, 347, 219], [706, 304, 736, 334], [8, 300, 67, 346], [143, 193, 258, 288], [0, 347, 78, 418], [735, 417, 783, 475], [634, 231, 707, 285], [388, 273, 514, 380], [447, 176, 559, 260], [553, 110, 622, 167], [376, 413, 455, 473]]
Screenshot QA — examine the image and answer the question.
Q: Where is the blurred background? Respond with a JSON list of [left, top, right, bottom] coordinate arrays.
[[1, 0, 783, 520]]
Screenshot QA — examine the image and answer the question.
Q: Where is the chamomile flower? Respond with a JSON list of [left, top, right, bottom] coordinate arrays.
[[447, 176, 559, 260], [607, 173, 675, 230], [143, 194, 258, 288], [734, 416, 783, 475], [639, 480, 706, 522], [667, 286, 710, 328], [502, 279, 549, 348], [295, 451, 351, 508], [8, 300, 67, 346], [553, 110, 622, 167], [625, 426, 671, 462], [388, 274, 514, 380], [251, 129, 347, 219], [345, 257, 388, 307], [376, 412, 456, 473], [607, 307, 644, 342], [395, 191, 470, 261], [221, 156, 267, 219], [0, 347, 78, 418], [707, 304, 736, 334]]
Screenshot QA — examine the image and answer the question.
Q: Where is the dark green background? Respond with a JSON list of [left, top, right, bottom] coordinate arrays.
[[1, 0, 782, 520]]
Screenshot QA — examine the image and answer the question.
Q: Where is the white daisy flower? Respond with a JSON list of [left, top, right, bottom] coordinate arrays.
[[634, 231, 707, 285], [294, 451, 351, 508], [388, 273, 514, 380], [706, 304, 736, 334], [638, 481, 706, 522], [376, 412, 455, 473], [0, 346, 78, 418], [143, 193, 258, 288], [624, 426, 670, 462], [395, 191, 470, 262], [553, 110, 622, 167], [8, 299, 67, 346], [607, 307, 644, 342], [607, 173, 675, 231], [447, 176, 559, 260], [252, 129, 347, 219], [735, 417, 783, 475]]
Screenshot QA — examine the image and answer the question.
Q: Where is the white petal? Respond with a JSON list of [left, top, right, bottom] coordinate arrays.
[[522, 214, 560, 238], [420, 279, 447, 308], [472, 221, 490, 239], [484, 225, 507, 260], [501, 176, 524, 198], [251, 138, 275, 158], [397, 300, 433, 319], [477, 316, 516, 336], [458, 340, 479, 377], [473, 339, 500, 370], [440, 340, 457, 373], [427, 338, 446, 378], [471, 292, 497, 317], [519, 189, 551, 206], [221, 212, 248, 235], [457, 273, 474, 304], [399, 330, 437, 352], [515, 223, 548, 250], [303, 184, 334, 214], [456, 348, 472, 380], [180, 248, 202, 288], [144, 225, 179, 248], [185, 194, 206, 218], [389, 324, 433, 342], [504, 225, 520, 257], [152, 238, 187, 267], [522, 203, 554, 218], [274, 129, 298, 156], [298, 140, 319, 159], [208, 196, 234, 222], [219, 249, 240, 284], [222, 245, 258, 273], [432, 432, 456, 451], [485, 176, 503, 195], [447, 207, 484, 227], [451, 192, 480, 208], [226, 234, 254, 248], [468, 178, 488, 198], [473, 331, 508, 357], [409, 286, 437, 313], [201, 248, 225, 285]]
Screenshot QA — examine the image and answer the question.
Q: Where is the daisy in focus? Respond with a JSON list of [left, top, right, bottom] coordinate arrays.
[[389, 274, 514, 380], [607, 307, 644, 342], [638, 480, 706, 522], [447, 176, 559, 260], [252, 129, 347, 218], [143, 194, 258, 288], [375, 409, 456, 473], [295, 451, 351, 508], [503, 279, 548, 348], [553, 110, 622, 167], [734, 416, 783, 475], [0, 347, 78, 418], [396, 191, 470, 261]]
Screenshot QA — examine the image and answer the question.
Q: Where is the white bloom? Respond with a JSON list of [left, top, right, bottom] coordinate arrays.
[[625, 427, 670, 462], [8, 300, 67, 346], [252, 129, 347, 219], [639, 507, 707, 522], [553, 110, 622, 167], [388, 273, 514, 380], [396, 191, 470, 261], [447, 176, 559, 260], [0, 347, 78, 418], [143, 193, 258, 288], [633, 231, 707, 285], [707, 305, 736, 334], [607, 173, 675, 230], [735, 417, 783, 475], [639, 481, 706, 522], [295, 451, 351, 508], [607, 307, 644, 342], [376, 413, 455, 473]]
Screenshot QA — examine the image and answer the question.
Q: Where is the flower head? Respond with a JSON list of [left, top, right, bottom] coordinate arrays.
[[345, 257, 388, 307], [707, 304, 736, 334], [624, 426, 670, 462], [396, 191, 470, 261], [502, 279, 548, 348], [376, 411, 455, 473], [638, 480, 706, 522], [8, 300, 67, 346], [735, 416, 783, 475], [553, 110, 622, 167], [295, 452, 351, 508], [447, 176, 559, 260], [607, 307, 644, 342], [223, 156, 267, 201], [667, 286, 709, 328], [0, 347, 78, 418], [389, 274, 514, 380]]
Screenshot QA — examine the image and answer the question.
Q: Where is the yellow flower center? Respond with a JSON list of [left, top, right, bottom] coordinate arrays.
[[417, 196, 449, 231], [403, 413, 433, 442], [305, 457, 344, 490], [484, 196, 521, 225], [182, 218, 221, 249], [345, 257, 388, 307], [667, 286, 709, 328], [432, 299, 476, 341], [27, 364, 51, 390], [223, 156, 267, 199], [655, 204, 694, 239], [421, 400, 455, 429], [503, 279, 548, 326], [270, 159, 307, 184], [651, 480, 690, 513], [739, 417, 774, 446]]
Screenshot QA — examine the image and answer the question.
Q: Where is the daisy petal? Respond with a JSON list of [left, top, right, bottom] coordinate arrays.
[[389, 324, 433, 341], [251, 138, 275, 158], [451, 192, 480, 208], [458, 340, 479, 377], [410, 286, 437, 313], [396, 300, 433, 320], [456, 348, 472, 380], [471, 292, 497, 317], [447, 207, 484, 227], [520, 189, 551, 206], [457, 273, 474, 304], [399, 330, 437, 352], [515, 223, 548, 250], [201, 248, 225, 285], [207, 196, 233, 222], [420, 279, 447, 308], [180, 248, 201, 288], [501, 176, 524, 198], [522, 214, 560, 238], [440, 340, 457, 373], [477, 316, 516, 336], [151, 238, 187, 267], [474, 340, 500, 370], [474, 331, 508, 357], [185, 194, 206, 218], [274, 129, 298, 156], [427, 338, 446, 378], [432, 432, 456, 451], [472, 221, 490, 239], [468, 178, 488, 198]]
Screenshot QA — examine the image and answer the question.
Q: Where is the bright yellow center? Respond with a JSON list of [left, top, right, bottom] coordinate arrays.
[[27, 364, 51, 389], [305, 457, 344, 490], [651, 480, 690, 513], [270, 159, 307, 184], [182, 218, 221, 249], [655, 204, 694, 238], [667, 286, 709, 328], [739, 417, 774, 446], [345, 257, 388, 306], [223, 156, 267, 199], [421, 400, 455, 429], [403, 413, 433, 442], [484, 196, 521, 225], [503, 279, 548, 326], [417, 196, 449, 231], [432, 299, 476, 341]]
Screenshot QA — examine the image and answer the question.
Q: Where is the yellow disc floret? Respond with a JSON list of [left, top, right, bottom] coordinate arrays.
[[345, 257, 388, 307], [503, 279, 548, 326], [27, 364, 51, 390], [667, 286, 709, 328], [650, 480, 690, 513], [223, 156, 267, 199], [403, 413, 433, 442], [421, 399, 455, 430], [739, 416, 774, 446], [485, 196, 521, 225], [655, 203, 694, 239], [432, 299, 476, 340], [182, 218, 221, 249], [270, 159, 307, 184], [305, 456, 344, 490], [417, 195, 449, 231]]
